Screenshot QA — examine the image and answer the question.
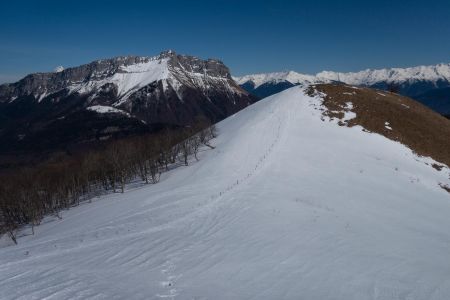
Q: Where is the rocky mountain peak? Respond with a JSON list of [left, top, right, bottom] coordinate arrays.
[[0, 51, 237, 103], [54, 66, 64, 73], [0, 51, 256, 158], [159, 49, 176, 58]]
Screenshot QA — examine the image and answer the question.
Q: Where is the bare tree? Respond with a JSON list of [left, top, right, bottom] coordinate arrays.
[[0, 119, 219, 243]]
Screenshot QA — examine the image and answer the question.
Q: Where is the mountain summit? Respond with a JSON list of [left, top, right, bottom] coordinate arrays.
[[0, 51, 256, 159]]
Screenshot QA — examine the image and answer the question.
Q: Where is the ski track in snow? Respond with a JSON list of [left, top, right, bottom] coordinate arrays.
[[1, 87, 450, 299]]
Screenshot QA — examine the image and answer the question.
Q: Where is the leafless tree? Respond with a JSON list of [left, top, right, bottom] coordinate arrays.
[[0, 118, 219, 243]]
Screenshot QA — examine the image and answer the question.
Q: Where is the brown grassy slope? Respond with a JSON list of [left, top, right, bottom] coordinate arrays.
[[307, 84, 450, 169]]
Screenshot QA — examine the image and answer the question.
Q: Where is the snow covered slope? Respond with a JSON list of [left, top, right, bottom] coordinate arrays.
[[66, 55, 171, 101], [1, 86, 450, 299]]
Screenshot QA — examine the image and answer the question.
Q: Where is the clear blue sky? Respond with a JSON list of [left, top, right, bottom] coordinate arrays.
[[1, 0, 449, 83]]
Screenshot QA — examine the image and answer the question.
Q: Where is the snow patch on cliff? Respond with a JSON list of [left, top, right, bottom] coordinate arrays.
[[86, 105, 130, 116]]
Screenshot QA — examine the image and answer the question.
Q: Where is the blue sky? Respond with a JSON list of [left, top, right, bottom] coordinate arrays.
[[1, 0, 449, 83]]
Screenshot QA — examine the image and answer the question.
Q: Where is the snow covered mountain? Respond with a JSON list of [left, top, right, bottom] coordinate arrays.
[[0, 50, 249, 106], [234, 70, 327, 99], [235, 63, 450, 114], [0, 50, 256, 158], [234, 70, 318, 88], [316, 63, 450, 86], [1, 84, 449, 299]]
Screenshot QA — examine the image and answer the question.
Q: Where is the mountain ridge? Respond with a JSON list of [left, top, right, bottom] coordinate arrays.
[[0, 50, 241, 104], [235, 63, 450, 114], [234, 62, 450, 87], [0, 50, 256, 164]]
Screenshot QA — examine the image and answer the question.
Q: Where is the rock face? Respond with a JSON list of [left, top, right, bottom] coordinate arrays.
[[0, 50, 257, 159]]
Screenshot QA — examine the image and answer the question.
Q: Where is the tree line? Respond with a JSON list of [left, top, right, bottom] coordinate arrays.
[[0, 118, 217, 244]]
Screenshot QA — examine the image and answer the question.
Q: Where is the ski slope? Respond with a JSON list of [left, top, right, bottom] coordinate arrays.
[[1, 86, 450, 300]]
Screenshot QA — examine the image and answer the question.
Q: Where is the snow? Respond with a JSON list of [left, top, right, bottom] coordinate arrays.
[[342, 101, 356, 122], [234, 71, 320, 88], [54, 66, 64, 73], [68, 57, 171, 100], [235, 63, 450, 87], [317, 63, 450, 85], [385, 121, 393, 130], [65, 53, 243, 107], [0, 235, 14, 248], [86, 105, 130, 116], [37, 92, 48, 103], [1, 86, 450, 299]]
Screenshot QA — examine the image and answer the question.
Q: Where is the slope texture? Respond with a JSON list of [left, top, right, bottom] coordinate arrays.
[[0, 87, 449, 299]]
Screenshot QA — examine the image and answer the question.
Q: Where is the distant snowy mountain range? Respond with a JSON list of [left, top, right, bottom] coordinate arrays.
[[234, 63, 450, 115], [0, 50, 256, 160]]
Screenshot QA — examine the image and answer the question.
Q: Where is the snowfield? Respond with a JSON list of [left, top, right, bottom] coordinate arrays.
[[67, 57, 171, 100], [1, 86, 450, 299]]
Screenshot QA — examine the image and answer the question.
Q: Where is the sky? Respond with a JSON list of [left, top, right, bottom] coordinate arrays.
[[1, 0, 450, 83]]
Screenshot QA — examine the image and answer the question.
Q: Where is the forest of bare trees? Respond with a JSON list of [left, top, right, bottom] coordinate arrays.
[[0, 118, 217, 244]]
